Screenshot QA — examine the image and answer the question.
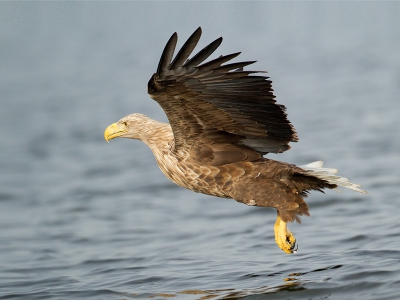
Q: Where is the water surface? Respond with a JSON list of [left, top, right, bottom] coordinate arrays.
[[1, 2, 400, 300]]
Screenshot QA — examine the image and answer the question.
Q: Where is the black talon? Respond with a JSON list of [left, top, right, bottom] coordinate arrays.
[[290, 239, 296, 251], [285, 236, 297, 253]]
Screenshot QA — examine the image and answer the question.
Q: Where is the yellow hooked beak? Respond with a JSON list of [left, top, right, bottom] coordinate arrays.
[[104, 122, 128, 142]]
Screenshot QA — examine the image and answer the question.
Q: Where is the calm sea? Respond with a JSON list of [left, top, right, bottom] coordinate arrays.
[[1, 2, 400, 300]]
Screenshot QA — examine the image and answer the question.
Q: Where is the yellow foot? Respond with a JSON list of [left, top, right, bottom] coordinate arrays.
[[274, 215, 297, 254]]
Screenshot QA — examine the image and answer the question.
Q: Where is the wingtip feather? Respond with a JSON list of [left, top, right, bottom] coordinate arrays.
[[156, 32, 178, 77], [183, 36, 223, 68], [169, 27, 202, 70]]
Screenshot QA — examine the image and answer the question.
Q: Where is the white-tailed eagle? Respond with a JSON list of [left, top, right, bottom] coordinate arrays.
[[104, 28, 367, 254]]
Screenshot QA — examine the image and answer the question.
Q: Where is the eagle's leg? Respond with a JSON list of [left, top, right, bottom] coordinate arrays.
[[274, 214, 297, 254]]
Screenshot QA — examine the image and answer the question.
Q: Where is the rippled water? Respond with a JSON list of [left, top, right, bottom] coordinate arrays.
[[1, 2, 400, 300]]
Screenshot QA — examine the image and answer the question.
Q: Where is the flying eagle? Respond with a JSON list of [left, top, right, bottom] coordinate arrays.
[[104, 28, 367, 254]]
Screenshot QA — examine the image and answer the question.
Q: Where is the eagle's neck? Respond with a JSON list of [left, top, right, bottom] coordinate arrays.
[[139, 118, 194, 189], [139, 118, 174, 154]]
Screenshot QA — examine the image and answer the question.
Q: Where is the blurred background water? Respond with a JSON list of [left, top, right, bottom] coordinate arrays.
[[1, 2, 400, 300]]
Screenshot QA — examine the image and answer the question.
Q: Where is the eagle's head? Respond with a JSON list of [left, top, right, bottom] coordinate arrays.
[[104, 113, 152, 142]]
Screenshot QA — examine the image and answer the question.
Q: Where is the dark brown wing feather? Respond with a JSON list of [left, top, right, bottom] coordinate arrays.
[[148, 27, 298, 165]]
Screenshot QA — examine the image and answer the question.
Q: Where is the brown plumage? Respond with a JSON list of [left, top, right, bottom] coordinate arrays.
[[104, 27, 367, 254]]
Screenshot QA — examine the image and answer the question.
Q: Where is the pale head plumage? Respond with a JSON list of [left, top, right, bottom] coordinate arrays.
[[104, 113, 169, 142]]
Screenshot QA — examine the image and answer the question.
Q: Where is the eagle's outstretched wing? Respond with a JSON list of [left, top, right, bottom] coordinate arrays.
[[148, 27, 298, 166]]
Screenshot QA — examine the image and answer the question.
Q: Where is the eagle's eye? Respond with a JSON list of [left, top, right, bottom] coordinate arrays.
[[122, 121, 128, 126]]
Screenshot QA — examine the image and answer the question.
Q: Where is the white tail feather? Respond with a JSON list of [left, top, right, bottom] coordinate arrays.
[[300, 161, 368, 194]]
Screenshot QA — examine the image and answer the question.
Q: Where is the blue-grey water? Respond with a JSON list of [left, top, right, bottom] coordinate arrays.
[[1, 2, 400, 300]]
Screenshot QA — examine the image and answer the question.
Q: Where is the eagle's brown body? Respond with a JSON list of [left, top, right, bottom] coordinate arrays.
[[104, 28, 366, 254], [123, 115, 335, 224]]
